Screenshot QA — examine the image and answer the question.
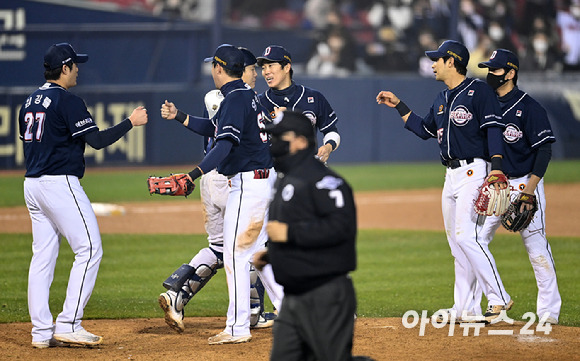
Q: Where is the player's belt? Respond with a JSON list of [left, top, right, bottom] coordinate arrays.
[[444, 158, 474, 169]]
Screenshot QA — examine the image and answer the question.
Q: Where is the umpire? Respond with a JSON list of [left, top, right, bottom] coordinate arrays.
[[254, 111, 357, 361]]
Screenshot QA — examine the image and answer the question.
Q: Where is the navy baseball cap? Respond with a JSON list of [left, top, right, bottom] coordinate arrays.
[[44, 43, 88, 69], [238, 47, 257, 67], [478, 49, 519, 71], [256, 45, 292, 66], [264, 111, 314, 140], [425, 40, 469, 67], [204, 44, 245, 72]]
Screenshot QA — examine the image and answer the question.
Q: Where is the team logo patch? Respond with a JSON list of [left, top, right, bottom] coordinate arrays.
[[264, 46, 272, 56], [437, 105, 444, 115], [449, 105, 473, 126], [519, 183, 526, 191], [316, 176, 343, 190], [308, 97, 314, 103], [468, 90, 474, 96], [503, 123, 523, 143], [42, 97, 52, 108], [467, 169, 473, 176], [516, 110, 522, 117], [282, 184, 294, 201]]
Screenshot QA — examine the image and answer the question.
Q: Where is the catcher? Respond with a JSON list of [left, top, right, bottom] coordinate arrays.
[[477, 49, 560, 325]]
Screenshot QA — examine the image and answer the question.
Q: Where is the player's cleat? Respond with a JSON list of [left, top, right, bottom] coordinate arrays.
[[158, 291, 185, 333], [251, 311, 277, 329], [484, 299, 514, 322], [53, 329, 103, 346], [208, 331, 252, 345], [544, 316, 558, 325], [31, 337, 67, 349]]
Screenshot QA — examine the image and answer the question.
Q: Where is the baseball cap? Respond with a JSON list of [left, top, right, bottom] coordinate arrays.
[[264, 111, 314, 140], [256, 45, 292, 66], [238, 47, 257, 67], [425, 40, 469, 67], [478, 49, 519, 71], [44, 43, 88, 69], [204, 44, 245, 72]]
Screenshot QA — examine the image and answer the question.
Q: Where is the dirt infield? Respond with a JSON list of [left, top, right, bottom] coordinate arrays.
[[1, 184, 578, 360], [1, 317, 579, 361]]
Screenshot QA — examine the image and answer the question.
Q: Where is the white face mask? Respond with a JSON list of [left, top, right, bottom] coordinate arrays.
[[534, 40, 548, 53], [489, 26, 504, 41]]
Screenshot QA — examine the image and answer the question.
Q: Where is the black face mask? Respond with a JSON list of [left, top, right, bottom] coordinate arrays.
[[269, 136, 290, 158], [486, 72, 507, 90]]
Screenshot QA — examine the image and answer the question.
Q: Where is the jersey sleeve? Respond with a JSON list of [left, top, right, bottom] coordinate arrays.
[[314, 91, 338, 134], [214, 95, 247, 145], [523, 97, 556, 149], [474, 83, 503, 129], [64, 94, 98, 138], [404, 107, 438, 140]]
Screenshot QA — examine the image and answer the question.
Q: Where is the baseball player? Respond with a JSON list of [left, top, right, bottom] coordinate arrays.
[[20, 43, 148, 348], [165, 44, 281, 344], [158, 47, 282, 333], [256, 45, 341, 163], [477, 49, 561, 324], [376, 40, 513, 323]]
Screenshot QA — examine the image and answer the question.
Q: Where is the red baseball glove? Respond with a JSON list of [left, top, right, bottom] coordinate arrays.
[[147, 173, 195, 197]]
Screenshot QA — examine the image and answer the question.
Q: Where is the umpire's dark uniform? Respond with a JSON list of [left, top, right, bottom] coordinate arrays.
[[264, 111, 357, 361]]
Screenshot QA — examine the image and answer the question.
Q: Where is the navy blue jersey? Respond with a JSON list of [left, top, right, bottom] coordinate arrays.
[[214, 79, 272, 175], [19, 82, 97, 178], [405, 77, 503, 162], [498, 87, 555, 178], [258, 82, 338, 135]]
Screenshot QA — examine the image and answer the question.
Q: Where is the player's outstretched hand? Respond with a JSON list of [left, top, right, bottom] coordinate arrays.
[[317, 144, 332, 163], [129, 106, 148, 126], [161, 100, 177, 120], [376, 91, 400, 108], [273, 106, 287, 120]]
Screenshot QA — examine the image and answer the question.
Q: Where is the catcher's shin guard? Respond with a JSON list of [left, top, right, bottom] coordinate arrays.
[[163, 264, 196, 291], [182, 264, 218, 300], [249, 265, 266, 327]]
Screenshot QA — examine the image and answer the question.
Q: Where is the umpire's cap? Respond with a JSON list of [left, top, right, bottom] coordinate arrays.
[[256, 45, 292, 67], [238, 47, 257, 67], [425, 40, 469, 67], [204, 44, 245, 72], [264, 111, 314, 141], [44, 43, 88, 69], [478, 49, 519, 71]]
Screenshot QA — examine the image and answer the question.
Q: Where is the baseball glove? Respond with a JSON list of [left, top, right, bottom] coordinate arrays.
[[474, 173, 510, 216], [147, 173, 195, 197], [501, 193, 538, 232]]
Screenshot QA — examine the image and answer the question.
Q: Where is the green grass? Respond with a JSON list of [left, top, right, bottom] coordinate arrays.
[[1, 161, 578, 326], [1, 160, 579, 207], [1, 231, 578, 326]]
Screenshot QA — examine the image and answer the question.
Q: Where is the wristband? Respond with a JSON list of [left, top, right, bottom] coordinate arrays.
[[395, 100, 411, 117], [325, 140, 337, 151], [188, 166, 203, 181], [491, 156, 502, 171], [175, 110, 187, 124]]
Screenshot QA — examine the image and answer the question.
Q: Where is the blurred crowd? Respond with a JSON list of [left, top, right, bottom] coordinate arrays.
[[89, 0, 580, 76]]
